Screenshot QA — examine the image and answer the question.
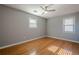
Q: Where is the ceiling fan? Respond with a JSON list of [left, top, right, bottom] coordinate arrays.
[[40, 4, 56, 15]]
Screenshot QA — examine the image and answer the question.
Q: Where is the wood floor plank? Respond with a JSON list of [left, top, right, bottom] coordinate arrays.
[[0, 37, 79, 55]]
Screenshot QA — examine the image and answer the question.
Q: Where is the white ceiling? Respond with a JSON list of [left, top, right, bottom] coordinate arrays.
[[4, 4, 79, 18]]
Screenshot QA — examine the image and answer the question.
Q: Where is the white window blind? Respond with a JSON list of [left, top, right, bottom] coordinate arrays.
[[29, 18, 37, 28], [63, 16, 75, 32]]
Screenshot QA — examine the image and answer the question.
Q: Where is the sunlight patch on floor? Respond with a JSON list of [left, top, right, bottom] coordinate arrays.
[[47, 45, 59, 53], [29, 51, 36, 55], [58, 48, 72, 55], [29, 48, 36, 55]]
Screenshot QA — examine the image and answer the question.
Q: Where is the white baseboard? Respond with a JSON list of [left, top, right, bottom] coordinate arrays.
[[1, 35, 79, 49], [47, 36, 79, 44], [0, 36, 45, 49]]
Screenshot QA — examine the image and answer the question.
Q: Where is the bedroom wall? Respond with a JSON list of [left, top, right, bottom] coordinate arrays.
[[0, 7, 3, 46], [1, 5, 79, 47], [0, 5, 46, 47], [47, 12, 79, 42]]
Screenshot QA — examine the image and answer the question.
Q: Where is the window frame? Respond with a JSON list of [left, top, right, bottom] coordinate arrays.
[[63, 16, 75, 33], [29, 18, 37, 28]]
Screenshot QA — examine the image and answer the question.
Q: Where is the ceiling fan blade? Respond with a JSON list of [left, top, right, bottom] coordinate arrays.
[[45, 4, 53, 9], [45, 6, 48, 9], [45, 4, 54, 11], [47, 9, 56, 11], [40, 6, 45, 10]]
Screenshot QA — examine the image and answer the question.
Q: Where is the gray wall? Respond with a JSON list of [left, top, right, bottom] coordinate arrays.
[[0, 6, 3, 46], [1, 5, 79, 47], [0, 5, 46, 47], [47, 12, 79, 42]]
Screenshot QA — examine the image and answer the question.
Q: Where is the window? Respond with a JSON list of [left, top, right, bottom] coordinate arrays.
[[63, 16, 75, 32], [29, 18, 37, 28]]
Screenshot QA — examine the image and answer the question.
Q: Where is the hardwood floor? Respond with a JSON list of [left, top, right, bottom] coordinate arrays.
[[0, 37, 79, 55]]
